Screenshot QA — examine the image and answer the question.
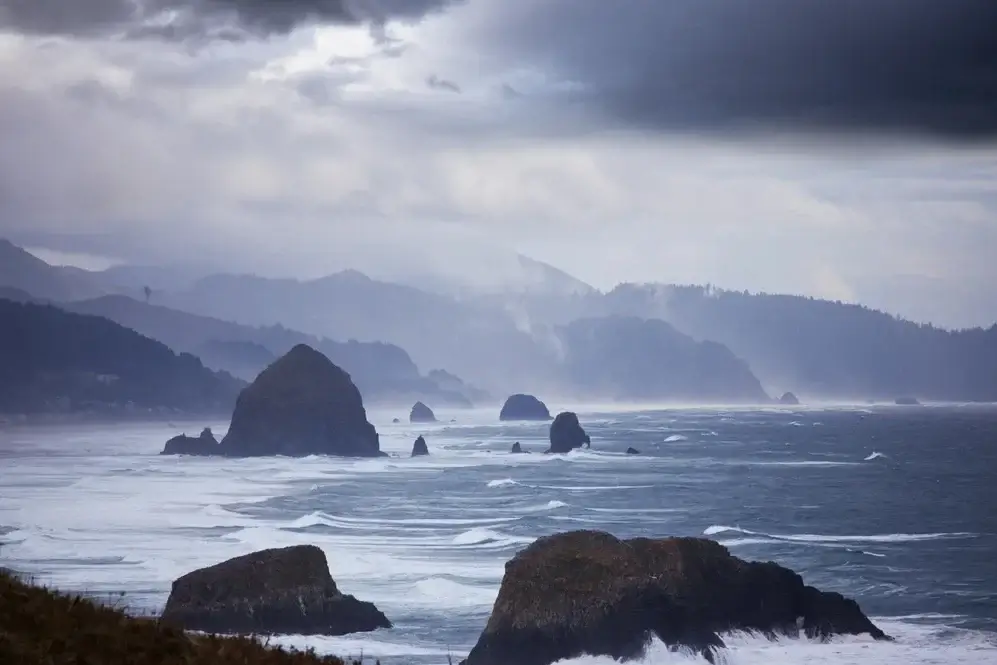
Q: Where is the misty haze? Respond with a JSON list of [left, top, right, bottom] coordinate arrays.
[[1, 2, 996, 665]]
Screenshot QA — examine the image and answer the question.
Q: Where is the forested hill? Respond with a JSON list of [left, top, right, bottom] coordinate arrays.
[[0, 299, 245, 417], [603, 284, 997, 402]]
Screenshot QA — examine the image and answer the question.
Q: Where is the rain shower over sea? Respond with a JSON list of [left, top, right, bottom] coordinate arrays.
[[2, 405, 996, 664]]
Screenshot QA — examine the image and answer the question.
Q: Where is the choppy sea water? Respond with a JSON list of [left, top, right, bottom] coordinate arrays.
[[1, 405, 996, 664]]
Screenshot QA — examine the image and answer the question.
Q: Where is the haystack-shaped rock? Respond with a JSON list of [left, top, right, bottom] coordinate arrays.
[[499, 394, 551, 421], [462, 530, 890, 665], [410, 401, 437, 423], [779, 392, 801, 405], [411, 435, 429, 457], [204, 344, 382, 457], [548, 412, 590, 454], [161, 545, 390, 636], [162, 427, 218, 456]]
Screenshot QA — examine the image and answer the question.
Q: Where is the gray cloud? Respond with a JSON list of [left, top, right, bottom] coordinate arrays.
[[0, 0, 459, 41], [469, 0, 997, 139]]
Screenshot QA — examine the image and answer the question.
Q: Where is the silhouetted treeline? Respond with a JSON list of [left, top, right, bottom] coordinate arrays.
[[604, 285, 997, 401], [0, 299, 244, 415]]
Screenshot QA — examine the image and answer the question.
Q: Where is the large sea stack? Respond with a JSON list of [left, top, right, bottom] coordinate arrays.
[[548, 412, 590, 454], [161, 545, 390, 636], [779, 392, 801, 405], [462, 530, 890, 665], [161, 344, 382, 457], [499, 394, 552, 421]]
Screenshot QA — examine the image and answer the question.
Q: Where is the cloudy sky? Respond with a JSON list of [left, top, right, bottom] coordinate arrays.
[[2, 0, 996, 327]]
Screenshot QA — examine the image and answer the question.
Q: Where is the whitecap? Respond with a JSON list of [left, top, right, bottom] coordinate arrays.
[[487, 478, 517, 488], [411, 576, 498, 607], [664, 434, 689, 443], [551, 621, 997, 664], [864, 452, 887, 461], [452, 527, 534, 548], [704, 525, 976, 544]]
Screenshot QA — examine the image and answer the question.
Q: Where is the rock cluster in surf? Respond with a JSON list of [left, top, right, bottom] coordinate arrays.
[[162, 427, 218, 455], [161, 545, 390, 636], [461, 530, 890, 665]]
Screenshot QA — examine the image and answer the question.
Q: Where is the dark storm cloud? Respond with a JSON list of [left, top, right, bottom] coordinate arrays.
[[0, 0, 459, 40], [484, 0, 997, 139]]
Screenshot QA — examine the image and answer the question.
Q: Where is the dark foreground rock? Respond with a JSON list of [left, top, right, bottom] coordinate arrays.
[[499, 394, 551, 421], [779, 392, 801, 405], [409, 401, 436, 423], [161, 344, 383, 457], [411, 435, 429, 457], [547, 412, 590, 454], [161, 545, 391, 636], [162, 427, 218, 456], [462, 530, 890, 665]]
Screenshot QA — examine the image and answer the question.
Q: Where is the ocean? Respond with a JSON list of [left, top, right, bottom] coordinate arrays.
[[1, 405, 996, 664]]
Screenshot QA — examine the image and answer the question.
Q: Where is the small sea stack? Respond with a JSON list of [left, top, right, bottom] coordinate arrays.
[[499, 394, 552, 421], [511, 442, 525, 454], [779, 391, 801, 405], [410, 401, 437, 423], [547, 412, 590, 454], [411, 435, 429, 457]]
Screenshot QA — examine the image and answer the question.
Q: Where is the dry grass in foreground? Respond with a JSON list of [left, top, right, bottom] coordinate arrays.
[[0, 568, 374, 665]]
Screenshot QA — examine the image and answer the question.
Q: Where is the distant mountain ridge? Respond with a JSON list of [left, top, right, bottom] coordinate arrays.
[[4, 238, 997, 403], [556, 316, 769, 403], [599, 284, 997, 402], [0, 298, 243, 418], [66, 295, 483, 407], [0, 239, 105, 302]]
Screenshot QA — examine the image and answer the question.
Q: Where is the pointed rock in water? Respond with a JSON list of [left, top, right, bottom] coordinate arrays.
[[779, 391, 801, 405], [410, 401, 437, 423], [547, 412, 590, 454], [411, 435, 429, 457], [161, 545, 391, 636], [462, 530, 890, 665], [499, 394, 551, 421], [625, 447, 640, 455], [165, 344, 382, 457], [510, 442, 526, 454], [392, 418, 401, 424], [161, 427, 218, 456]]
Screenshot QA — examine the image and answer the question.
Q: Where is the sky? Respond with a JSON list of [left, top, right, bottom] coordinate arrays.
[[1, 0, 996, 328]]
